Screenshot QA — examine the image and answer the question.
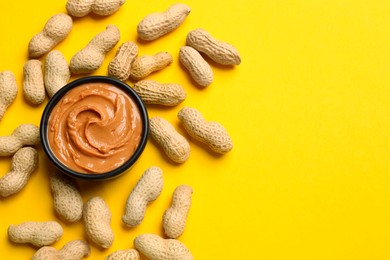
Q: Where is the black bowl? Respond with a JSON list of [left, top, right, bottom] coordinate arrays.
[[40, 76, 149, 180]]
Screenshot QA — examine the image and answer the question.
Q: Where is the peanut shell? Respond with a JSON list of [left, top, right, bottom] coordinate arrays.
[[132, 79, 186, 106], [186, 28, 241, 65], [137, 3, 191, 41], [108, 41, 138, 81], [178, 107, 233, 154], [179, 46, 213, 87]]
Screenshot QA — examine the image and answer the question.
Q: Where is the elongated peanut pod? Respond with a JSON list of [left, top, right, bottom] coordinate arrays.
[[45, 50, 71, 98], [186, 28, 241, 65], [83, 196, 114, 248], [66, 0, 126, 17], [137, 3, 191, 41], [32, 240, 90, 260], [133, 79, 186, 106], [108, 41, 138, 81], [129, 52, 172, 81], [105, 249, 140, 260], [8, 221, 63, 247], [134, 234, 193, 260], [178, 107, 233, 154], [50, 172, 83, 223], [0, 147, 38, 197], [0, 124, 40, 156], [23, 60, 45, 105], [70, 25, 120, 74], [66, 0, 94, 17], [92, 0, 126, 16], [28, 13, 73, 58], [179, 46, 213, 87], [0, 70, 18, 121], [149, 117, 190, 163], [122, 166, 164, 227], [163, 185, 193, 238]]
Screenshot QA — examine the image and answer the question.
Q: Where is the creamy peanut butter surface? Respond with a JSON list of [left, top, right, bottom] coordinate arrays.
[[48, 82, 143, 174]]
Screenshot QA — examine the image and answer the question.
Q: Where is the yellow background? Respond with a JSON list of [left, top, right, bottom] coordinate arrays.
[[1, 0, 390, 259]]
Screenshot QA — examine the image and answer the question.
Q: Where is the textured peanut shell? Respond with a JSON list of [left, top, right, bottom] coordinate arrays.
[[133, 79, 186, 106], [23, 60, 45, 105], [105, 249, 140, 260], [92, 0, 126, 16], [149, 117, 190, 163], [32, 240, 90, 260], [70, 25, 120, 74], [122, 166, 164, 227], [186, 28, 241, 65], [28, 13, 73, 58], [66, 0, 94, 17], [179, 46, 213, 87], [0, 70, 18, 121], [83, 196, 114, 248], [178, 107, 233, 154], [129, 52, 172, 81], [137, 3, 191, 41], [108, 41, 138, 81], [163, 185, 193, 238], [45, 50, 71, 98], [134, 234, 193, 260], [66, 0, 126, 17], [0, 124, 40, 156], [50, 172, 83, 223], [8, 221, 63, 247], [0, 147, 38, 197]]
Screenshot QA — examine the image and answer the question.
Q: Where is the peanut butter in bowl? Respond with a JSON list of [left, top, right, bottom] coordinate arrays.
[[40, 76, 149, 180]]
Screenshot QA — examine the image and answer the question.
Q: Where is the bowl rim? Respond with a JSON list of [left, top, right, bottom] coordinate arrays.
[[40, 76, 149, 180]]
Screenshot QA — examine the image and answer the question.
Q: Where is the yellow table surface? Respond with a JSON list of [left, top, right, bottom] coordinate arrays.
[[1, 0, 390, 259]]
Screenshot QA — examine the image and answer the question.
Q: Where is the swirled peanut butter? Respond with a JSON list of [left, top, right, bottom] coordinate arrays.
[[48, 82, 143, 174]]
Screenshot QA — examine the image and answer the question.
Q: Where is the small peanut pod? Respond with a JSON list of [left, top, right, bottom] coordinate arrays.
[[179, 46, 213, 87], [122, 166, 164, 227], [83, 196, 114, 248], [32, 240, 90, 260], [28, 13, 73, 58], [0, 147, 38, 197], [186, 28, 241, 65], [50, 172, 83, 223], [105, 249, 140, 260], [134, 234, 193, 260], [66, 0, 126, 17], [0, 71, 18, 121], [133, 79, 186, 106], [149, 117, 190, 163], [129, 52, 173, 81], [108, 41, 139, 81], [8, 221, 63, 247], [45, 50, 71, 98], [70, 25, 120, 74], [163, 185, 193, 238], [178, 107, 233, 154], [23, 60, 45, 105], [137, 3, 191, 41], [0, 124, 40, 156]]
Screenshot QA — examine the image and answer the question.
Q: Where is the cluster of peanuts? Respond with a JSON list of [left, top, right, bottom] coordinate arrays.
[[0, 0, 240, 259], [7, 166, 192, 259]]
